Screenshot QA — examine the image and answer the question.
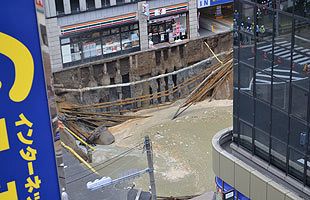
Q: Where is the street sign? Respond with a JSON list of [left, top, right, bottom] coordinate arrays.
[[0, 1, 61, 200], [197, 0, 233, 8]]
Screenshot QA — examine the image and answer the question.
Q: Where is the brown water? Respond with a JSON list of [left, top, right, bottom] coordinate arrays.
[[93, 101, 233, 197]]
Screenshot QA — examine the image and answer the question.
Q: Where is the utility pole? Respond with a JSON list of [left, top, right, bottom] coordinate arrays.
[[87, 136, 157, 200], [144, 136, 157, 200]]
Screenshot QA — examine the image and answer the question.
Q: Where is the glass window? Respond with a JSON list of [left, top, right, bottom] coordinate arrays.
[[239, 92, 254, 124], [235, 0, 310, 186], [254, 128, 270, 162], [240, 121, 253, 151], [172, 15, 187, 41], [289, 117, 308, 152], [293, 18, 310, 91], [239, 2, 255, 63], [121, 30, 139, 50], [270, 137, 287, 172], [86, 0, 95, 10], [39, 24, 48, 46], [70, 38, 82, 61], [130, 23, 139, 30], [111, 27, 120, 34], [273, 13, 293, 70], [61, 37, 82, 64], [101, 0, 110, 7], [82, 38, 102, 59], [271, 107, 288, 143], [306, 155, 310, 186], [294, 0, 309, 17], [255, 100, 270, 133], [279, 0, 294, 13], [233, 116, 239, 140], [255, 5, 275, 72], [239, 63, 253, 95], [233, 59, 238, 88], [256, 70, 271, 102], [55, 0, 64, 15], [121, 25, 130, 32], [291, 86, 308, 121], [70, 0, 80, 13], [80, 32, 101, 59], [102, 29, 110, 36], [102, 34, 121, 54], [272, 76, 289, 110], [288, 148, 305, 182], [158, 24, 165, 33], [116, 0, 125, 5], [151, 25, 158, 33]]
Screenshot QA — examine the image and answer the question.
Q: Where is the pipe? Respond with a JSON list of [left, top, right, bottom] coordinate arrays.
[[61, 141, 99, 175], [63, 126, 95, 151]]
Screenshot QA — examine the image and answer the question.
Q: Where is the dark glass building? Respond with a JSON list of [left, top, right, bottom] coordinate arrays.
[[233, 0, 310, 187]]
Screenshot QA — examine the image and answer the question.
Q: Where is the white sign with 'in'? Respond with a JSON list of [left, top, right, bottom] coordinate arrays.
[[198, 0, 210, 8]]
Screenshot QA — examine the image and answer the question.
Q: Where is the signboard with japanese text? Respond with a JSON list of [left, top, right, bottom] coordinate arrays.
[[0, 1, 61, 200], [197, 0, 233, 8]]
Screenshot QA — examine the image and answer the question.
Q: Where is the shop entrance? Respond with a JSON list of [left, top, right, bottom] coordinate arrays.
[[149, 21, 171, 44], [148, 13, 188, 46]]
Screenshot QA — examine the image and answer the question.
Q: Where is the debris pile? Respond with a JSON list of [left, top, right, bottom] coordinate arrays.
[[173, 50, 233, 119]]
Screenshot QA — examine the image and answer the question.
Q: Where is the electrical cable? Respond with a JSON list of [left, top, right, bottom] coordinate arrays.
[[66, 142, 144, 184], [66, 141, 143, 179]]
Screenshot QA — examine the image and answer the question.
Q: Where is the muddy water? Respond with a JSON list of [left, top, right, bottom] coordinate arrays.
[[93, 104, 232, 197]]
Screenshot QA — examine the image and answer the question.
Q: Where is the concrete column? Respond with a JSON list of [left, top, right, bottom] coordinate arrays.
[[142, 82, 150, 107], [63, 0, 72, 14], [167, 75, 174, 101], [102, 63, 110, 85], [134, 83, 143, 108], [88, 67, 98, 87], [188, 0, 199, 39], [46, 18, 63, 71], [43, 0, 57, 17], [110, 0, 116, 6], [95, 0, 102, 9], [79, 0, 87, 11], [159, 78, 166, 103], [150, 80, 158, 104], [115, 60, 122, 84], [137, 1, 149, 51]]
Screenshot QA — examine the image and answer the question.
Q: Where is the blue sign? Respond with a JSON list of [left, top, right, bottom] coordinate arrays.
[[198, 0, 233, 8], [0, 1, 61, 200]]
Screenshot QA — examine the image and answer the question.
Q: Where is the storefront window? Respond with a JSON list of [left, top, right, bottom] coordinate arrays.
[[102, 34, 121, 54], [172, 14, 187, 41], [101, 0, 110, 7], [81, 32, 102, 59], [148, 13, 188, 45], [121, 30, 139, 50], [82, 39, 102, 59], [61, 23, 140, 67], [70, 39, 82, 62], [61, 37, 82, 64]]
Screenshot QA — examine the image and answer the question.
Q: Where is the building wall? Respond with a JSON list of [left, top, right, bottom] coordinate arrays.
[[212, 128, 307, 200], [233, 0, 310, 188], [44, 0, 198, 71]]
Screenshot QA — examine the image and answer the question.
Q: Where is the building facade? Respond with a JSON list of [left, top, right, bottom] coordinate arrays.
[[42, 0, 200, 71], [213, 0, 309, 199]]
